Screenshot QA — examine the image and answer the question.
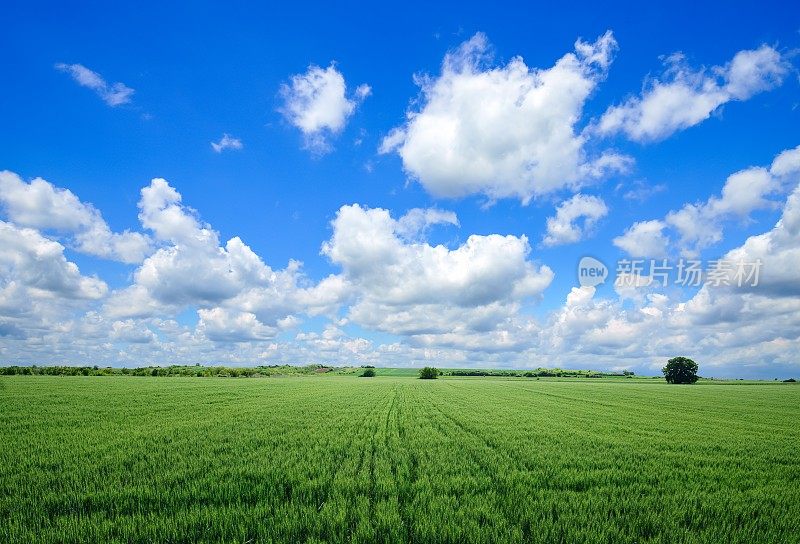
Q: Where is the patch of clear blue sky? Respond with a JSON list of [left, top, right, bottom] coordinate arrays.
[[1, 0, 798, 321]]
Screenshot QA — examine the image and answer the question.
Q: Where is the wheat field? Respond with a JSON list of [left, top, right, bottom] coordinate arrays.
[[2, 376, 798, 543]]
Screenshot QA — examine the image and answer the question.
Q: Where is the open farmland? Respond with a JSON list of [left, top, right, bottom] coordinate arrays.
[[1, 376, 799, 543]]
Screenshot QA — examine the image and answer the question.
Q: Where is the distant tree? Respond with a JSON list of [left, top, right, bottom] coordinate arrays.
[[662, 357, 699, 384], [419, 367, 439, 380], [360, 368, 376, 377], [784, 378, 796, 383]]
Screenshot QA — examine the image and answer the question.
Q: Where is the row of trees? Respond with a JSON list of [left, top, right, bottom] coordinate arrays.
[[447, 368, 634, 378], [420, 358, 702, 383], [0, 364, 336, 377], [0, 358, 727, 385]]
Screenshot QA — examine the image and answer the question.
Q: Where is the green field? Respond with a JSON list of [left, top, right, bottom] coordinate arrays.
[[2, 376, 799, 543]]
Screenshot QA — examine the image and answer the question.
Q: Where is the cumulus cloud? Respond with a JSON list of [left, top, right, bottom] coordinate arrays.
[[614, 146, 800, 258], [379, 31, 630, 203], [394, 207, 459, 240], [659, 185, 800, 368], [55, 63, 134, 106], [105, 178, 339, 336], [720, 183, 800, 298], [665, 165, 782, 255], [106, 178, 268, 314], [110, 319, 157, 344], [3, 161, 799, 376], [770, 146, 800, 177], [280, 63, 369, 153], [0, 220, 108, 344], [542, 286, 714, 371], [0, 171, 151, 263], [597, 45, 788, 142], [534, 180, 800, 375], [197, 308, 278, 343], [0, 177, 554, 364], [321, 204, 553, 345], [613, 220, 669, 258], [542, 194, 608, 246], [0, 221, 107, 300], [210, 134, 243, 153]]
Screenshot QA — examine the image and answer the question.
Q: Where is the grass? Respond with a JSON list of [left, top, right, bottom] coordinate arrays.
[[1, 376, 799, 543]]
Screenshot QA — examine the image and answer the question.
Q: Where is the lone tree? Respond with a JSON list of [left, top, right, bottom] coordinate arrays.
[[662, 357, 699, 384], [419, 367, 440, 380], [360, 368, 376, 377]]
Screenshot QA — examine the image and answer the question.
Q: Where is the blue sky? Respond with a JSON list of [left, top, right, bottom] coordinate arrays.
[[1, 0, 799, 377]]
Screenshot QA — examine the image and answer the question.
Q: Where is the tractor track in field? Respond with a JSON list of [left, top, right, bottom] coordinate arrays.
[[420, 387, 527, 513], [393, 384, 421, 544], [345, 390, 389, 539], [348, 388, 399, 541], [424, 382, 651, 490], [419, 385, 563, 542]]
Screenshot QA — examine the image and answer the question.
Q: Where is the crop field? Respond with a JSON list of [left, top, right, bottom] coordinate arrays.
[[1, 376, 799, 543]]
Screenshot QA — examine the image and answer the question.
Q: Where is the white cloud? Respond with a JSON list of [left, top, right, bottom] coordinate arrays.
[[211, 134, 243, 153], [597, 45, 788, 142], [655, 186, 800, 367], [106, 178, 339, 335], [321, 204, 553, 344], [724, 46, 788, 100], [532, 183, 800, 375], [55, 63, 134, 106], [197, 308, 277, 343], [354, 84, 372, 100], [110, 319, 157, 344], [711, 167, 777, 216], [720, 183, 800, 298], [107, 179, 274, 315], [280, 64, 369, 153], [613, 219, 669, 258], [394, 207, 459, 240], [0, 221, 107, 300], [136, 178, 210, 247], [0, 171, 94, 232], [0, 220, 108, 343], [380, 31, 629, 203], [619, 180, 666, 202], [615, 146, 800, 258], [770, 146, 800, 177], [661, 166, 780, 256], [0, 171, 151, 263], [542, 194, 608, 246]]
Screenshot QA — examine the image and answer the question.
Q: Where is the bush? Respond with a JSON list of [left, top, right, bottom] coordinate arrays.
[[662, 357, 699, 384], [419, 367, 440, 380], [783, 378, 796, 383], [360, 368, 376, 377]]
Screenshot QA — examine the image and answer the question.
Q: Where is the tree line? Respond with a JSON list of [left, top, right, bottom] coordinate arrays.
[[445, 368, 635, 378], [0, 364, 336, 377]]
